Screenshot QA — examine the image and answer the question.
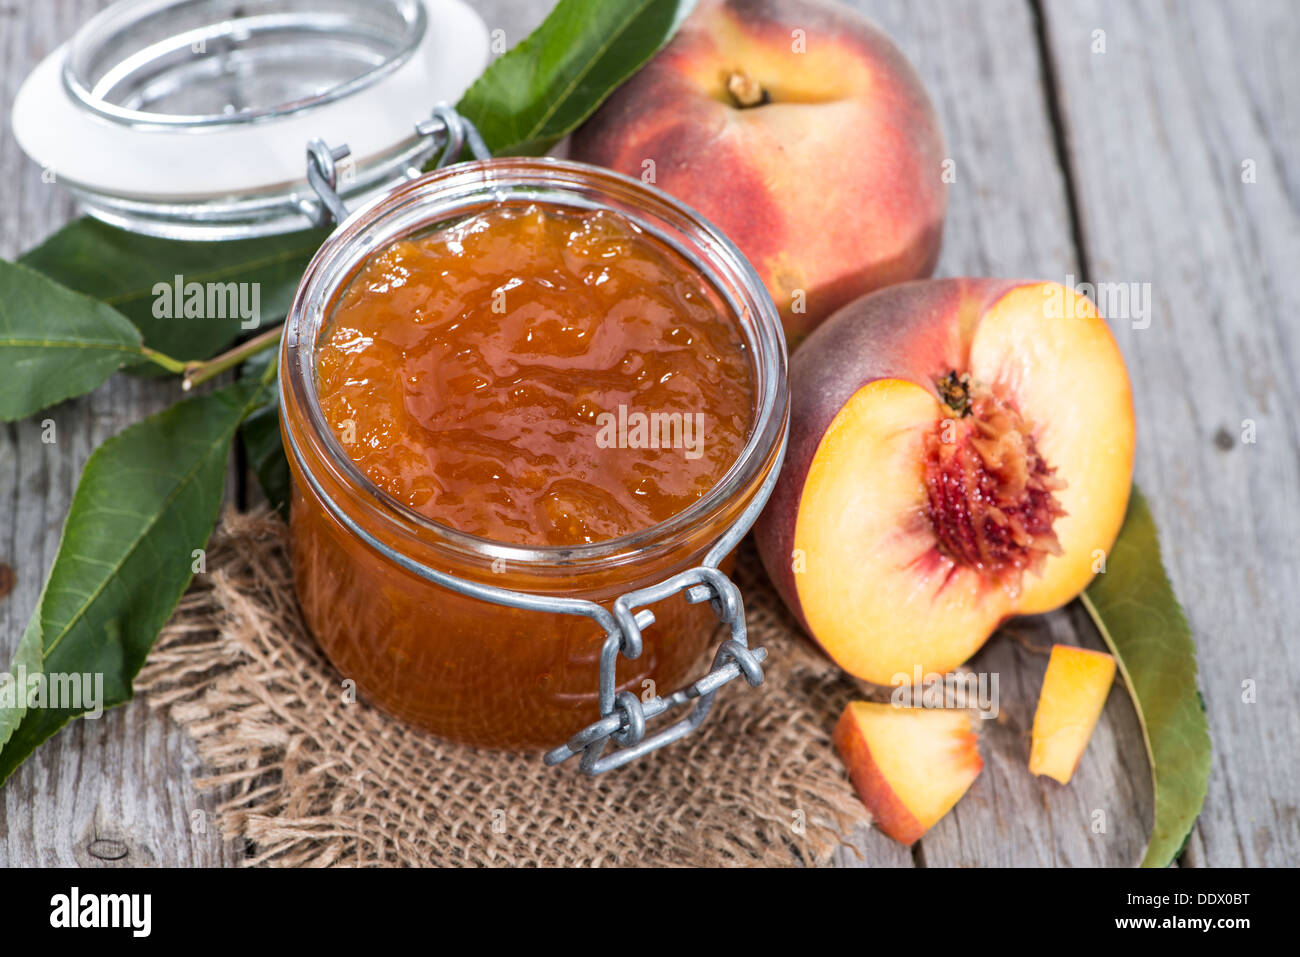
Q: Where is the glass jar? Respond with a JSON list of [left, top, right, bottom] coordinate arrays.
[[279, 158, 787, 757], [14, 0, 786, 771]]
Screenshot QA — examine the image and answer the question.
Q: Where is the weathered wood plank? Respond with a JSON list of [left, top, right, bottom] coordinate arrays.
[[0, 0, 241, 868], [1040, 0, 1300, 868]]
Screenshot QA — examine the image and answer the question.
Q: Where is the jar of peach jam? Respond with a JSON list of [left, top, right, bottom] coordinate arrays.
[[280, 150, 787, 773]]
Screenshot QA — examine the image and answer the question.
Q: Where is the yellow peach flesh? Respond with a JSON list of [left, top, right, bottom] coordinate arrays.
[[1029, 644, 1118, 784], [969, 283, 1135, 614], [835, 701, 983, 843], [793, 379, 1015, 684], [788, 281, 1135, 684]]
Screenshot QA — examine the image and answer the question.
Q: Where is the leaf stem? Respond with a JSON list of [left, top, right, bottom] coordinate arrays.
[[180, 326, 283, 391], [138, 347, 187, 375]]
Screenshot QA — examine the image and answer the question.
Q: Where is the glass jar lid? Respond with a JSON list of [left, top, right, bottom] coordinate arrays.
[[11, 0, 488, 239]]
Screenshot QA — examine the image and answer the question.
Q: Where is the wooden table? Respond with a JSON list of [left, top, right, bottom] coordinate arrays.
[[2, 0, 1296, 867]]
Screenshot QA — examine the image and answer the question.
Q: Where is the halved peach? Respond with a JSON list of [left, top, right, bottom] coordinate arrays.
[[755, 279, 1135, 684], [833, 701, 983, 845], [1029, 645, 1117, 784]]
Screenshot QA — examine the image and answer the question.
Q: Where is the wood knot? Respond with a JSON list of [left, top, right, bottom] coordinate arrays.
[[87, 838, 129, 861]]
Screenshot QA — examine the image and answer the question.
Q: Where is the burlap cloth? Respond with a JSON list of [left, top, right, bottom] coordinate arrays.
[[138, 508, 884, 866]]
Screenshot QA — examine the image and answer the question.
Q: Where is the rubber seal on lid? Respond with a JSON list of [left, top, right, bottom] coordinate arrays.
[[10, 0, 489, 239]]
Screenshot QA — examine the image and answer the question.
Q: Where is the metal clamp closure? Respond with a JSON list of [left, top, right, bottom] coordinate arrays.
[[304, 103, 492, 229], [544, 565, 767, 775]]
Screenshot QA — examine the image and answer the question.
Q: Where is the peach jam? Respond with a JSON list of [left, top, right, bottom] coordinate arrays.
[[315, 203, 753, 547], [280, 159, 787, 750]]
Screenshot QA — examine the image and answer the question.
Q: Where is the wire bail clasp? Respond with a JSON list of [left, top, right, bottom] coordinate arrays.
[[304, 104, 491, 229], [543, 565, 767, 776]]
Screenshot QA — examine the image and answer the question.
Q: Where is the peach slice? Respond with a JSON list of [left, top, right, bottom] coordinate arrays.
[[833, 701, 983, 845], [755, 279, 1135, 684], [1029, 645, 1117, 784], [570, 0, 947, 346]]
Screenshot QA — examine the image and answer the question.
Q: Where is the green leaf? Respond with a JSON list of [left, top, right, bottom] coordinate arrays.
[[19, 218, 326, 364], [0, 364, 276, 784], [0, 258, 146, 421], [0, 617, 44, 753], [457, 0, 696, 156], [239, 352, 291, 516], [1081, 485, 1211, 867]]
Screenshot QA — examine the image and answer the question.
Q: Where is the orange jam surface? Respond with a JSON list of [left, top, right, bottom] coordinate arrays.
[[316, 202, 754, 546]]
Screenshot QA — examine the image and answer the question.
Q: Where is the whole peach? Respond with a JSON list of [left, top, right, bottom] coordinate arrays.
[[571, 0, 947, 347]]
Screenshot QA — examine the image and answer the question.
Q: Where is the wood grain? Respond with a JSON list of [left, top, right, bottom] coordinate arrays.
[[1039, 0, 1300, 868], [1, 0, 1295, 868]]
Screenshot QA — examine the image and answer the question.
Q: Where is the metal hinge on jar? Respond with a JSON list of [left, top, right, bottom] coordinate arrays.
[[304, 104, 491, 230]]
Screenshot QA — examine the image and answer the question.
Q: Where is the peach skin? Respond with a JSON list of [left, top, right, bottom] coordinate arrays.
[[834, 701, 983, 845], [570, 0, 947, 347]]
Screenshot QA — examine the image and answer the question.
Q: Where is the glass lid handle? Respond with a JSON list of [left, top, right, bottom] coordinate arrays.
[[304, 104, 492, 230]]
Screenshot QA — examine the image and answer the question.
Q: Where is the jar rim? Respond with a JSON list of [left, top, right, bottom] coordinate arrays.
[[63, 0, 427, 130], [280, 157, 789, 571]]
